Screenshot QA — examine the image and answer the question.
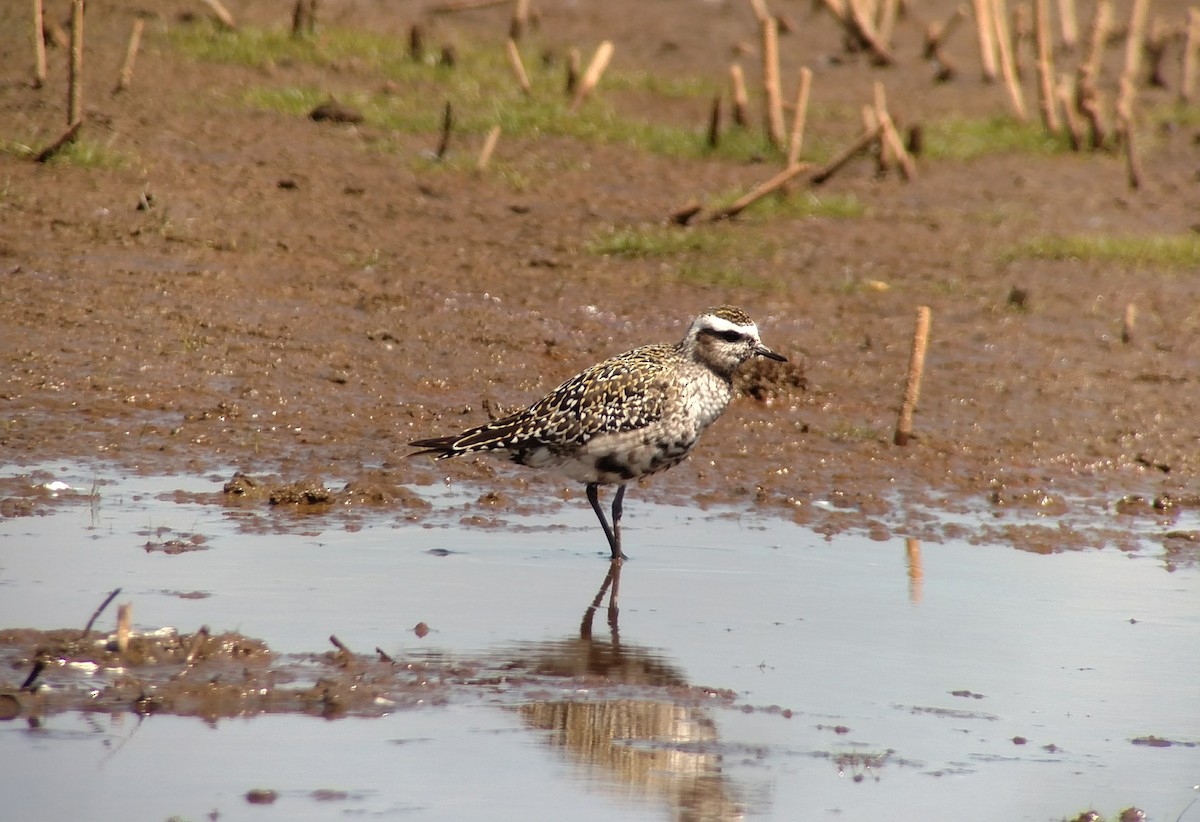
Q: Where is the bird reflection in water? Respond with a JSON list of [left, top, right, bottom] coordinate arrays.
[[516, 560, 745, 822]]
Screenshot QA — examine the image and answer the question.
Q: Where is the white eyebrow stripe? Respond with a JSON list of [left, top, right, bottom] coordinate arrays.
[[699, 315, 759, 336]]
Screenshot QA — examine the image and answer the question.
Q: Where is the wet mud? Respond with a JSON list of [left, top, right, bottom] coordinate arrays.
[[2, 0, 1199, 558], [2, 1, 1199, 818]]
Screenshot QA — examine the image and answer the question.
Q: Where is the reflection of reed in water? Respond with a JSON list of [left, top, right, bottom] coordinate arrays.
[[514, 562, 745, 822]]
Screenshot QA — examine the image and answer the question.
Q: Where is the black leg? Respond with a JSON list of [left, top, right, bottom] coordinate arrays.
[[580, 558, 622, 639], [586, 483, 628, 561], [586, 483, 618, 555], [611, 485, 626, 560]]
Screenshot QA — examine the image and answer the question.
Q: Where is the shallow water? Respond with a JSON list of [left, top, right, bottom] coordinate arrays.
[[1, 465, 1198, 821]]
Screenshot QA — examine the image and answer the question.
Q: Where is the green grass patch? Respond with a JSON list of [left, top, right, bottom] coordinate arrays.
[[168, 22, 783, 162], [1001, 233, 1200, 268], [921, 115, 1069, 160], [585, 225, 785, 289], [710, 189, 867, 221], [0, 137, 129, 168], [672, 261, 780, 289], [168, 23, 408, 71], [586, 225, 742, 259]]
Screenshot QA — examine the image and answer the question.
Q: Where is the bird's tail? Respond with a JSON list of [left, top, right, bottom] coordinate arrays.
[[408, 435, 461, 459]]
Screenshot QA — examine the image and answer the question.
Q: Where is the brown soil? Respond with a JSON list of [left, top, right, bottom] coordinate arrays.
[[3, 0, 1200, 552]]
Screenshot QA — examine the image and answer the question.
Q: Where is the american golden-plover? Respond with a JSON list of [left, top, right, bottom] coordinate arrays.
[[410, 306, 786, 560]]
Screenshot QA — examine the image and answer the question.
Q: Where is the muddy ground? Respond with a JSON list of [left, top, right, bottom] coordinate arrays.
[[3, 0, 1200, 548]]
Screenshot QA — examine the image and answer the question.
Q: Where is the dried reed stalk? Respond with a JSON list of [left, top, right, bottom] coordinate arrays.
[[33, 0, 47, 88], [993, 0, 1028, 120], [435, 101, 453, 159], [570, 40, 613, 111], [1079, 0, 1111, 80], [1076, 0, 1111, 147], [200, 0, 237, 30], [925, 3, 969, 57], [786, 67, 813, 167], [819, 0, 895, 64], [973, 0, 999, 80], [730, 63, 750, 127], [477, 125, 501, 171], [707, 95, 722, 148], [68, 0, 84, 125], [874, 82, 916, 179], [761, 14, 786, 149], [1121, 302, 1137, 344], [707, 162, 812, 221], [116, 603, 132, 654], [1114, 0, 1149, 183], [1056, 0, 1078, 49], [1034, 0, 1061, 131], [894, 306, 932, 446], [1184, 9, 1200, 102], [1056, 74, 1084, 149], [864, 104, 888, 175], [505, 38, 531, 95], [409, 24, 424, 61], [876, 0, 900, 46], [510, 0, 530, 39], [1120, 0, 1151, 82], [1116, 79, 1143, 188], [113, 18, 145, 94], [565, 47, 580, 95], [924, 6, 966, 80]]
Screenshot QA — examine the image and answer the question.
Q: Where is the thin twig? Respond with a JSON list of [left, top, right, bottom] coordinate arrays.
[[34, 120, 82, 163], [80, 587, 122, 637], [810, 124, 883, 185], [21, 658, 46, 691], [707, 162, 812, 221]]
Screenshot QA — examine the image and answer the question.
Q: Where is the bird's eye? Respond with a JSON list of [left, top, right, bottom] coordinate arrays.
[[716, 330, 744, 343]]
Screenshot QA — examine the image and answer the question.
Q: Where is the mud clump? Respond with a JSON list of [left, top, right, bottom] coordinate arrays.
[[735, 357, 807, 403]]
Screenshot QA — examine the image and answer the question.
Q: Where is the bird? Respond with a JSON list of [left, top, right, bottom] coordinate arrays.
[[410, 306, 787, 560]]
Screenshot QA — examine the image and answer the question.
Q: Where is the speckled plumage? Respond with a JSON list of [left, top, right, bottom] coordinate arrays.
[[411, 306, 786, 559]]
